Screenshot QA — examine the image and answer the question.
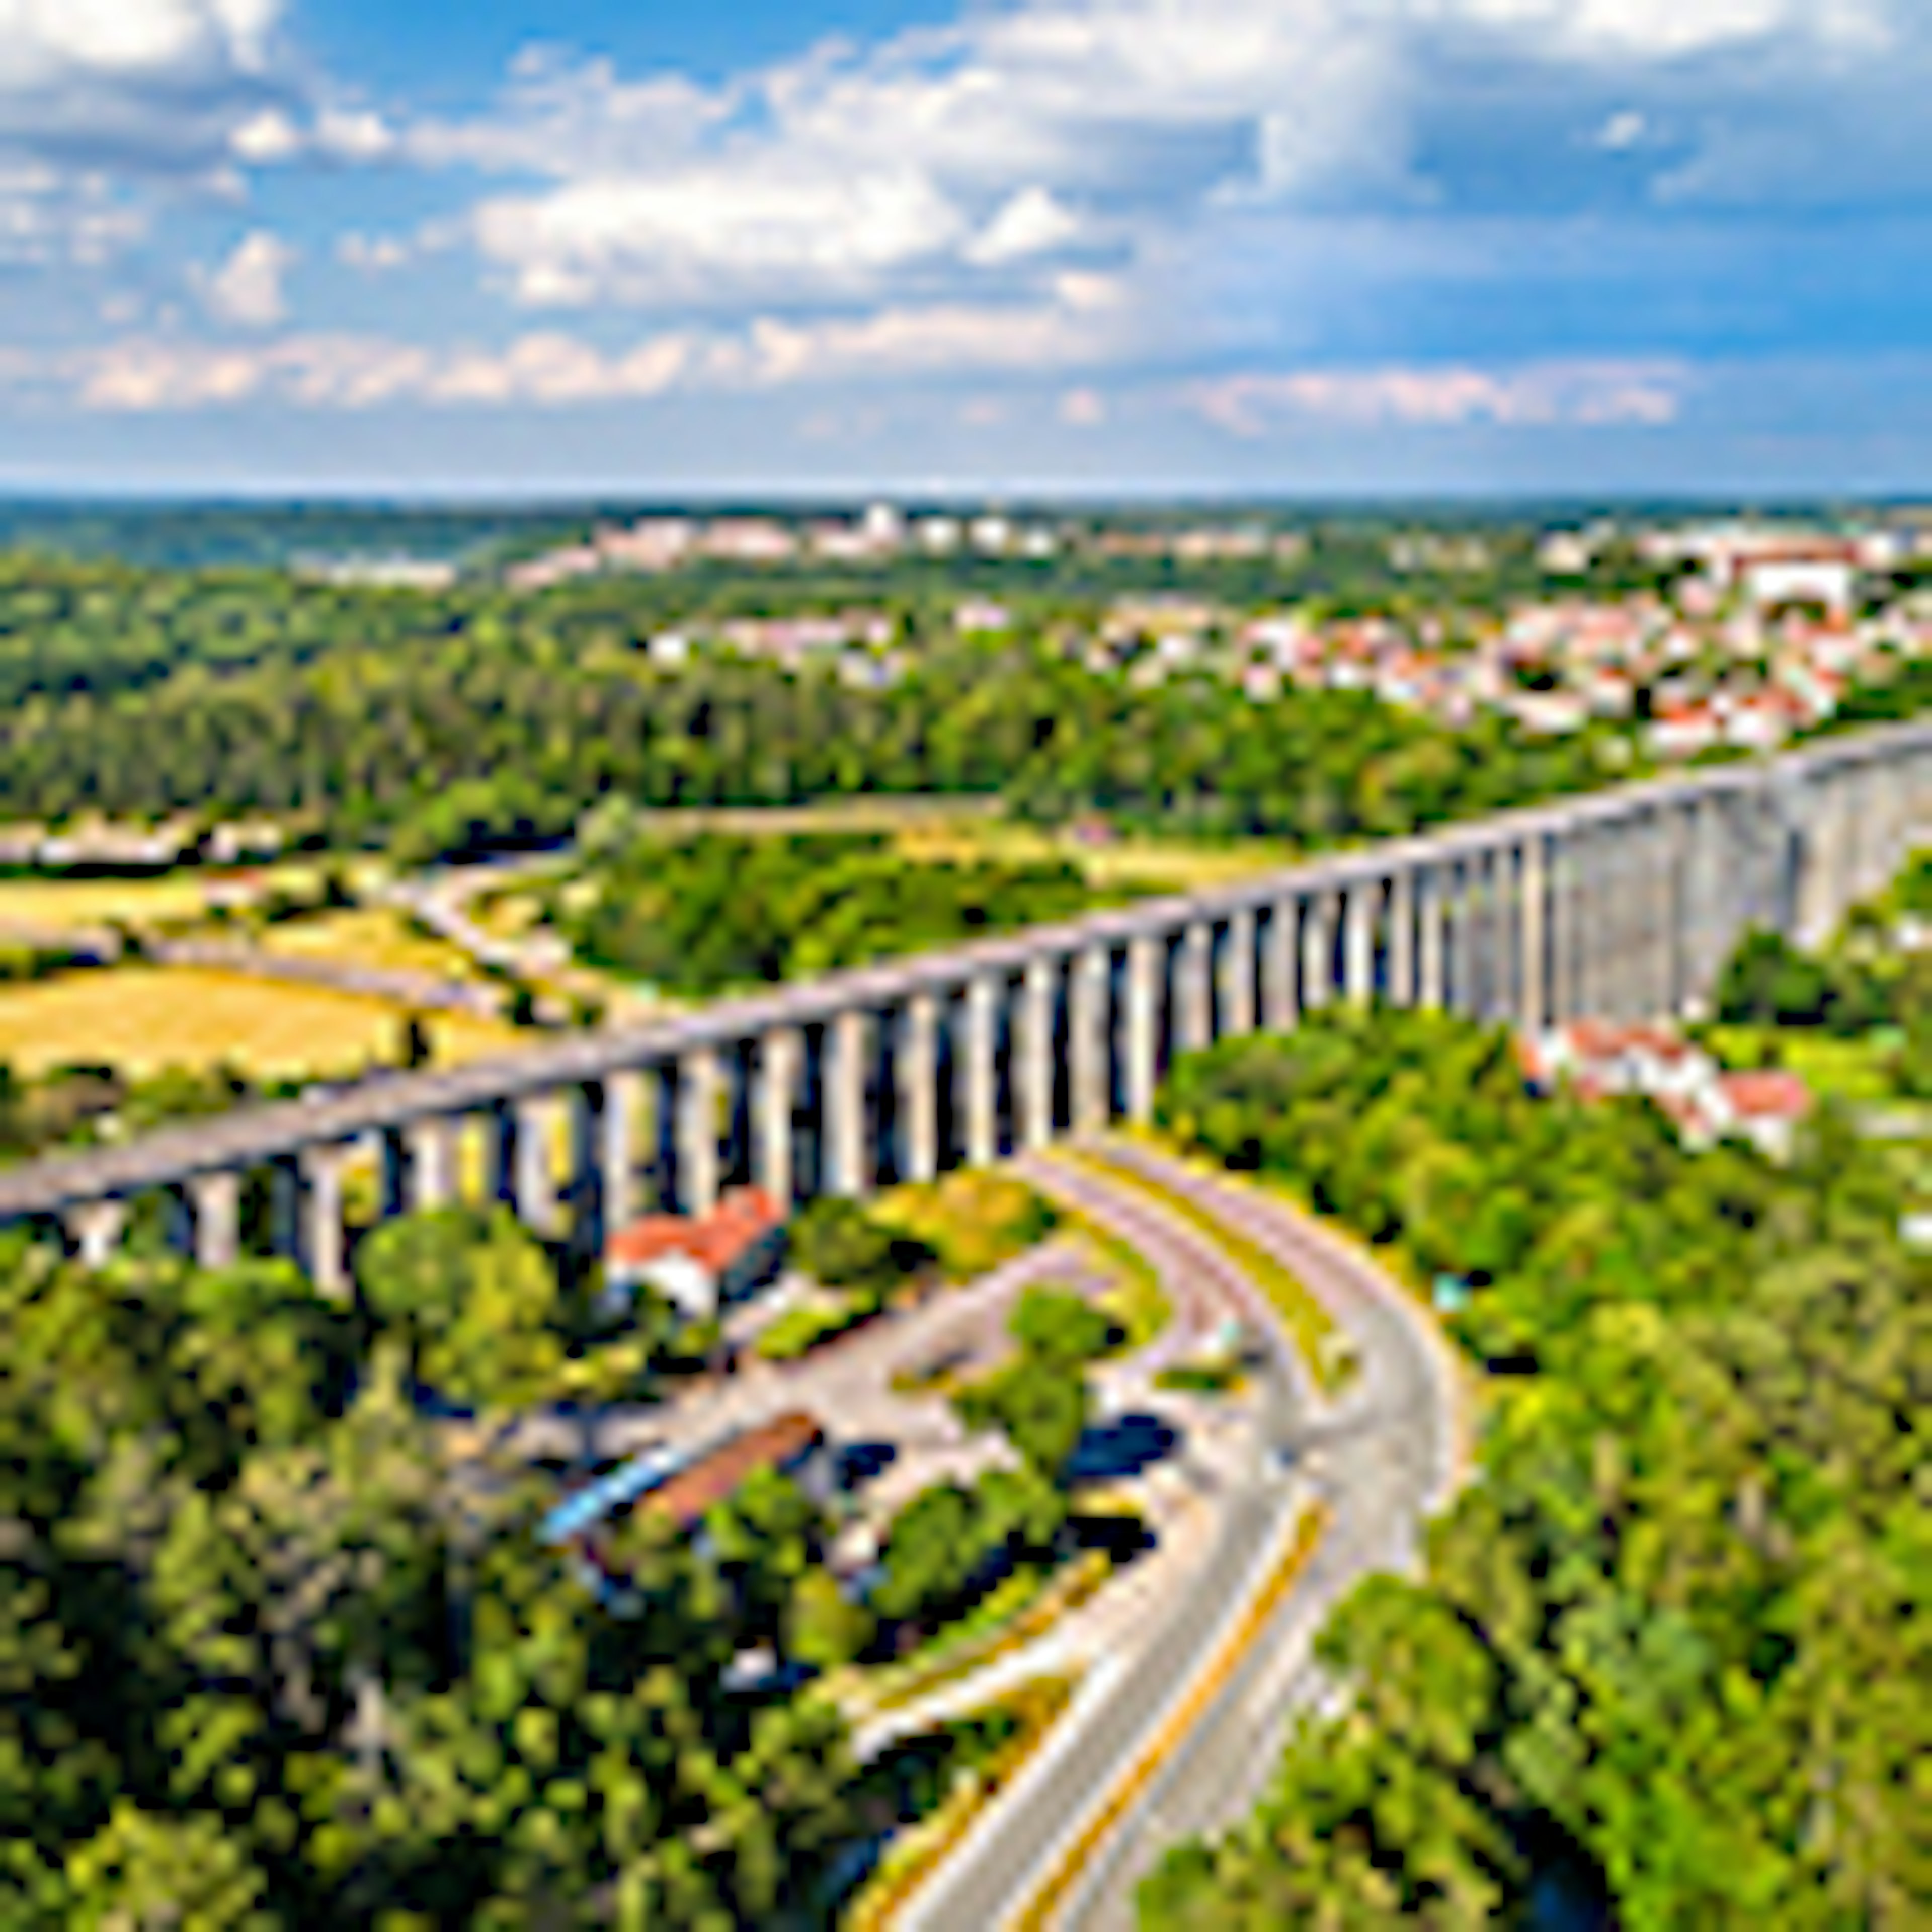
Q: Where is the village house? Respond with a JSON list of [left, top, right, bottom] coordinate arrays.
[[1520, 1023, 1814, 1162], [642, 1411, 833, 1536], [602, 1185, 788, 1321]]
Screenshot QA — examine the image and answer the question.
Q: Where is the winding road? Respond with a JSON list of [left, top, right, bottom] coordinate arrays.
[[905, 1138, 1460, 1932]]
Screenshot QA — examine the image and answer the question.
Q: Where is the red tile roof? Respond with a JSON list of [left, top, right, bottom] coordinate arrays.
[[1719, 1071, 1813, 1120], [606, 1186, 784, 1276], [645, 1411, 823, 1532], [1564, 1020, 1696, 1065]]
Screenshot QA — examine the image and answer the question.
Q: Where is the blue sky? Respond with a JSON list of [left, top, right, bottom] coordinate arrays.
[[0, 0, 1927, 496]]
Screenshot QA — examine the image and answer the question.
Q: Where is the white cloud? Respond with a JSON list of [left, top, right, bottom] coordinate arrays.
[[0, 0, 283, 166], [230, 106, 301, 164], [0, 0, 276, 90], [201, 229, 294, 326], [1596, 109, 1649, 150], [966, 187, 1082, 266], [0, 165, 143, 264], [403, 52, 729, 178], [419, 0, 1918, 321], [338, 231, 410, 273], [1191, 359, 1687, 432], [313, 106, 396, 163], [19, 273, 1140, 413], [473, 163, 971, 306], [722, 276, 1135, 385], [0, 0, 291, 268]]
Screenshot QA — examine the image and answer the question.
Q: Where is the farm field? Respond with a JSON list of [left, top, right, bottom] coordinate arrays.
[[257, 906, 484, 982], [0, 865, 326, 934], [0, 965, 519, 1081]]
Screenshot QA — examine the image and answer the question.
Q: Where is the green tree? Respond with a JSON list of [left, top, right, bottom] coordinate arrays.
[[787, 1569, 875, 1671], [872, 1484, 981, 1625], [1007, 1286, 1117, 1367], [58, 1803, 274, 1930], [954, 1354, 1090, 1482], [354, 1206, 564, 1413]]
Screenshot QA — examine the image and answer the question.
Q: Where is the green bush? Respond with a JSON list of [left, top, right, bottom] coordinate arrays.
[[754, 1300, 864, 1361]]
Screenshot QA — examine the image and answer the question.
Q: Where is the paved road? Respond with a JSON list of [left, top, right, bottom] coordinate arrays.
[[907, 1141, 1456, 1932], [1049, 1143, 1457, 1929], [903, 1150, 1301, 1932]]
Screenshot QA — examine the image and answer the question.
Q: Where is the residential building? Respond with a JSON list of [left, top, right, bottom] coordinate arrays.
[[603, 1186, 787, 1320], [1521, 1022, 1815, 1161], [642, 1411, 832, 1534]]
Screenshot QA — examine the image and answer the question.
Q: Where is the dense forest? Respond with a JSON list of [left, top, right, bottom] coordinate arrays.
[[1, 1210, 852, 1924], [1143, 1007, 1929, 1927], [0, 555, 1627, 860], [0, 1190, 1122, 1927]]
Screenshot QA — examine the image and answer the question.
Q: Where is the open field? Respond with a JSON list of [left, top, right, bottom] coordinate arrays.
[[625, 794, 1004, 840], [0, 965, 520, 1080], [0, 865, 328, 935], [257, 907, 485, 983]]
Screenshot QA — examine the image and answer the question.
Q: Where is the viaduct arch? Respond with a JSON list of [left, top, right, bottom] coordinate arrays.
[[9, 719, 1930, 1282]]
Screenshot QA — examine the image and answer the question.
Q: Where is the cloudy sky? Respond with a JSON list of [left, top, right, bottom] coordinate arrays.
[[0, 0, 1927, 495]]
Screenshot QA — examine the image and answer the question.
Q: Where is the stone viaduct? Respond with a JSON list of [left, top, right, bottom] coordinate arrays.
[[7, 720, 1930, 1283]]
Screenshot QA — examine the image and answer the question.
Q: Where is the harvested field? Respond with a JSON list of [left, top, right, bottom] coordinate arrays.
[[0, 965, 519, 1081], [257, 907, 485, 983], [892, 820, 1293, 891], [0, 866, 322, 934]]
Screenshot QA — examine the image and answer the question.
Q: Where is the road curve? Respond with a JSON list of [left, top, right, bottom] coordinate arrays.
[[908, 1139, 1457, 1932], [901, 1151, 1303, 1932], [1049, 1141, 1459, 1930]]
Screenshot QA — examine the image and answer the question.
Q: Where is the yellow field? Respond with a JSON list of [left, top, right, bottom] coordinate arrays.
[[257, 907, 483, 982], [0, 965, 520, 1081], [0, 867, 310, 934]]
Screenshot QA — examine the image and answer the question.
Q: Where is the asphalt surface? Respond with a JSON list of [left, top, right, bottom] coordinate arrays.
[[1053, 1142, 1455, 1930], [901, 1152, 1299, 1932], [906, 1140, 1455, 1932]]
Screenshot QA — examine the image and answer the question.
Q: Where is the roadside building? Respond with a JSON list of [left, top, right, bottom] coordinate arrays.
[[643, 1411, 832, 1535], [603, 1186, 787, 1320]]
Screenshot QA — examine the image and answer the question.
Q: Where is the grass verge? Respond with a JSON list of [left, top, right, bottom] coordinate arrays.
[[1069, 1144, 1350, 1393], [842, 1674, 1076, 1932], [865, 1551, 1111, 1715], [1009, 1503, 1329, 1932], [1063, 1211, 1173, 1353]]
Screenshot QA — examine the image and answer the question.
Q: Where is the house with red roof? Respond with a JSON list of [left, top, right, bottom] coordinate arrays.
[[603, 1186, 787, 1320], [1708, 1071, 1814, 1161], [1522, 1024, 1813, 1160]]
